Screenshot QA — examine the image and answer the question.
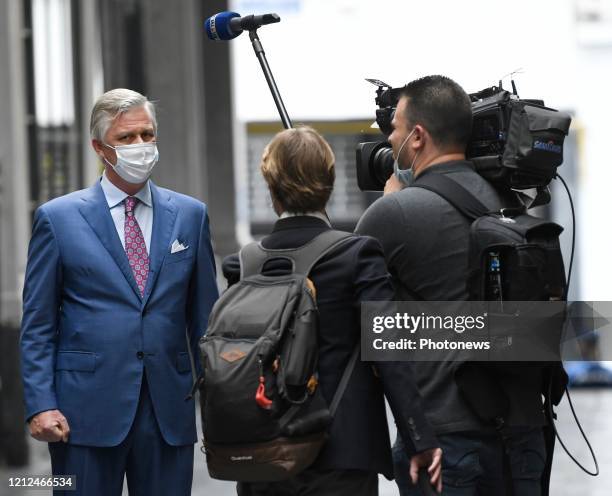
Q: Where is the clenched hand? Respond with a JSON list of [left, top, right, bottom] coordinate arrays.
[[29, 410, 70, 443]]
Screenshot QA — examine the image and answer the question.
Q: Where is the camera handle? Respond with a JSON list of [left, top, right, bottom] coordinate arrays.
[[248, 29, 292, 129]]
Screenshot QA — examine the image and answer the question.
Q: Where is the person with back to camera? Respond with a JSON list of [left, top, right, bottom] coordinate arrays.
[[356, 75, 557, 495], [222, 125, 442, 495]]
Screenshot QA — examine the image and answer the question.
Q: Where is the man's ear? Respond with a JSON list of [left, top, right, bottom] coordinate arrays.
[[91, 139, 102, 154], [91, 139, 107, 160], [411, 125, 426, 150]]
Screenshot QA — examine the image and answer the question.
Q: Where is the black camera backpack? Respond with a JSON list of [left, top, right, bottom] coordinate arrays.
[[410, 172, 568, 422], [197, 230, 358, 482], [411, 171, 566, 304]]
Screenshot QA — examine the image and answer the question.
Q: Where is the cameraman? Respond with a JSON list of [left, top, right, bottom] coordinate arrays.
[[356, 75, 549, 495]]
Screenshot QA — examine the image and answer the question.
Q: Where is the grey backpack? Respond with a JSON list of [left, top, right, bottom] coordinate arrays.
[[198, 230, 358, 482]]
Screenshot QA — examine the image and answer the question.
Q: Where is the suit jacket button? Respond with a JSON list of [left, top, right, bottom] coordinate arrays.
[[136, 351, 144, 359]]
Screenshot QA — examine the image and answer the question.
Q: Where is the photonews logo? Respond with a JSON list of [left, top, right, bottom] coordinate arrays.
[[533, 140, 562, 154]]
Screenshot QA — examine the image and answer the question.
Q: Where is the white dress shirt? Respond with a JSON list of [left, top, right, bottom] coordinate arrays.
[[279, 211, 331, 227], [100, 172, 153, 254]]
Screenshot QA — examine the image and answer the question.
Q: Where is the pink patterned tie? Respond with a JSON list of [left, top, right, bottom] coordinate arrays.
[[124, 196, 149, 297]]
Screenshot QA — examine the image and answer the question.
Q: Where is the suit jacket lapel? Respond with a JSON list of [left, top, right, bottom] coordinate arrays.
[[142, 182, 178, 308], [78, 181, 142, 300]]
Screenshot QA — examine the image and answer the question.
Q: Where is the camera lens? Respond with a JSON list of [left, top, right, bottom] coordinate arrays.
[[356, 141, 395, 191], [373, 145, 395, 184]]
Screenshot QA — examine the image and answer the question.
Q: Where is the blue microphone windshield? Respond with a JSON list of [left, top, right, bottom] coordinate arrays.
[[205, 11, 241, 41]]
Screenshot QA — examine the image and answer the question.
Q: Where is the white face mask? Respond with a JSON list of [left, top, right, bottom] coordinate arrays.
[[393, 127, 420, 186], [103, 142, 159, 184]]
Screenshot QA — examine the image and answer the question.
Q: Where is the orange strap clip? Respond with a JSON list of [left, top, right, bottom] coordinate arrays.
[[255, 376, 273, 409], [255, 357, 273, 409]]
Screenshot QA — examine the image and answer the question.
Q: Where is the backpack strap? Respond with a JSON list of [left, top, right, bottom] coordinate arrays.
[[411, 172, 490, 221], [329, 344, 360, 417], [278, 344, 360, 432], [239, 230, 354, 279], [239, 243, 276, 280]]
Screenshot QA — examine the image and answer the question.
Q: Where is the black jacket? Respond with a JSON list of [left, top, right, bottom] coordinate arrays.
[[223, 216, 437, 478]]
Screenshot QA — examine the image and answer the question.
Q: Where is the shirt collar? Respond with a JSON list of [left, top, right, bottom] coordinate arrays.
[[279, 211, 331, 227], [100, 171, 152, 209]]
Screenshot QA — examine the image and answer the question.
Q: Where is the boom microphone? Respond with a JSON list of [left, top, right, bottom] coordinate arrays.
[[205, 11, 280, 41], [203, 10, 292, 128]]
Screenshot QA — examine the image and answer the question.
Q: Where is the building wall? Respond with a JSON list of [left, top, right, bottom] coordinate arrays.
[[0, 0, 239, 324], [230, 0, 612, 300], [0, 0, 31, 324]]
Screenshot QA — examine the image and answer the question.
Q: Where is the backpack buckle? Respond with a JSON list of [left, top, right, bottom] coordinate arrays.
[[498, 207, 521, 222]]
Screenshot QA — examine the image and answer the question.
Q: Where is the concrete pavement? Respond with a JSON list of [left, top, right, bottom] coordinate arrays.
[[1, 390, 610, 495]]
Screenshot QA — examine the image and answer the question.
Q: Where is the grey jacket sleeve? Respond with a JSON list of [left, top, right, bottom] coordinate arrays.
[[351, 235, 438, 455], [355, 194, 409, 267]]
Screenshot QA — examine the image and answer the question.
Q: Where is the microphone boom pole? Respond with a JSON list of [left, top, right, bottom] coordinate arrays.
[[205, 11, 291, 129], [248, 29, 292, 129]]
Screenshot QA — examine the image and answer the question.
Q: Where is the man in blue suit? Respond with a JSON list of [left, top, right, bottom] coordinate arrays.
[[20, 88, 219, 495]]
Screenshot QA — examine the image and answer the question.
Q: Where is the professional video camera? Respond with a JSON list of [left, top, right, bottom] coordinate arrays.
[[356, 78, 572, 202]]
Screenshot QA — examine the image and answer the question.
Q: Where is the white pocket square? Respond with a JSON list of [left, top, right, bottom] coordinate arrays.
[[171, 239, 189, 254]]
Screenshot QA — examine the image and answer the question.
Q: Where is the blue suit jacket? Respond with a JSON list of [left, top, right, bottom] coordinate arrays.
[[20, 180, 218, 447]]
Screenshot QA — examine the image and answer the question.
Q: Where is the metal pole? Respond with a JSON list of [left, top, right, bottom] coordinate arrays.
[[249, 29, 292, 129]]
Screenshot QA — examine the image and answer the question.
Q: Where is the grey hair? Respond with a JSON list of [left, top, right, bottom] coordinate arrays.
[[89, 88, 157, 141]]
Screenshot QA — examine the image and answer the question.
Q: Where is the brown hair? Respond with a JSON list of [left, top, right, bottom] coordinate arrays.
[[260, 126, 335, 213]]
